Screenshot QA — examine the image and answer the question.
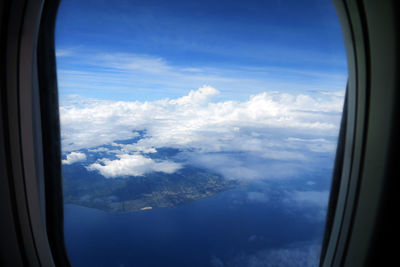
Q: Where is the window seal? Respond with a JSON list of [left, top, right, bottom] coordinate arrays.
[[37, 0, 71, 266]]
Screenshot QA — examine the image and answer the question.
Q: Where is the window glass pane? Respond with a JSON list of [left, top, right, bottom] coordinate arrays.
[[56, 0, 347, 266]]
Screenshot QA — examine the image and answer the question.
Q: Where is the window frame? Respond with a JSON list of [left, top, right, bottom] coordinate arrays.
[[1, 0, 69, 266], [321, 0, 399, 266], [1, 0, 398, 266]]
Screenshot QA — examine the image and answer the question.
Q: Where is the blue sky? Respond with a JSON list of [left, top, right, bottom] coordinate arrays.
[[55, 0, 347, 102], [57, 0, 347, 182]]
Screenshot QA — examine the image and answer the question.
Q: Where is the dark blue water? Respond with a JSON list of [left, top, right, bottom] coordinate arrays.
[[64, 179, 327, 267]]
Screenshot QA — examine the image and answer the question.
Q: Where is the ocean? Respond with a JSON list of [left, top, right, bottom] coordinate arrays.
[[64, 179, 327, 267]]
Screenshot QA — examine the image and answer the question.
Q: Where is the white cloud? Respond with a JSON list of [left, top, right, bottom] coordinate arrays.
[[86, 154, 182, 178], [88, 147, 109, 153], [60, 86, 342, 152], [59, 86, 343, 179], [62, 152, 87, 165], [170, 85, 219, 105], [114, 143, 157, 154]]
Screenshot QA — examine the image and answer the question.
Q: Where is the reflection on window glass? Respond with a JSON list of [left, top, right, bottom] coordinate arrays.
[[56, 0, 347, 266]]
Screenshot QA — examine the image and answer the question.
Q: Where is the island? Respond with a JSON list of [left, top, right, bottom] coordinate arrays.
[[62, 165, 237, 212]]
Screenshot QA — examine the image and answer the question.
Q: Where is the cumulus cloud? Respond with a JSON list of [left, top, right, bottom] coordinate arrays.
[[86, 154, 182, 178], [59, 86, 343, 179], [62, 152, 87, 165], [60, 86, 342, 151], [170, 85, 219, 105]]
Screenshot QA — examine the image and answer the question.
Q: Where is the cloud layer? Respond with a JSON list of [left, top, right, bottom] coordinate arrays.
[[62, 152, 87, 165], [86, 154, 181, 178], [60, 86, 343, 179]]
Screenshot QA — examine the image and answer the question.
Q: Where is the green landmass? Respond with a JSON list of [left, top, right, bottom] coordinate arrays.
[[63, 165, 237, 212]]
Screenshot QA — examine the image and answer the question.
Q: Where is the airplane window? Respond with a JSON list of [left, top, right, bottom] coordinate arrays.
[[55, 0, 347, 266]]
